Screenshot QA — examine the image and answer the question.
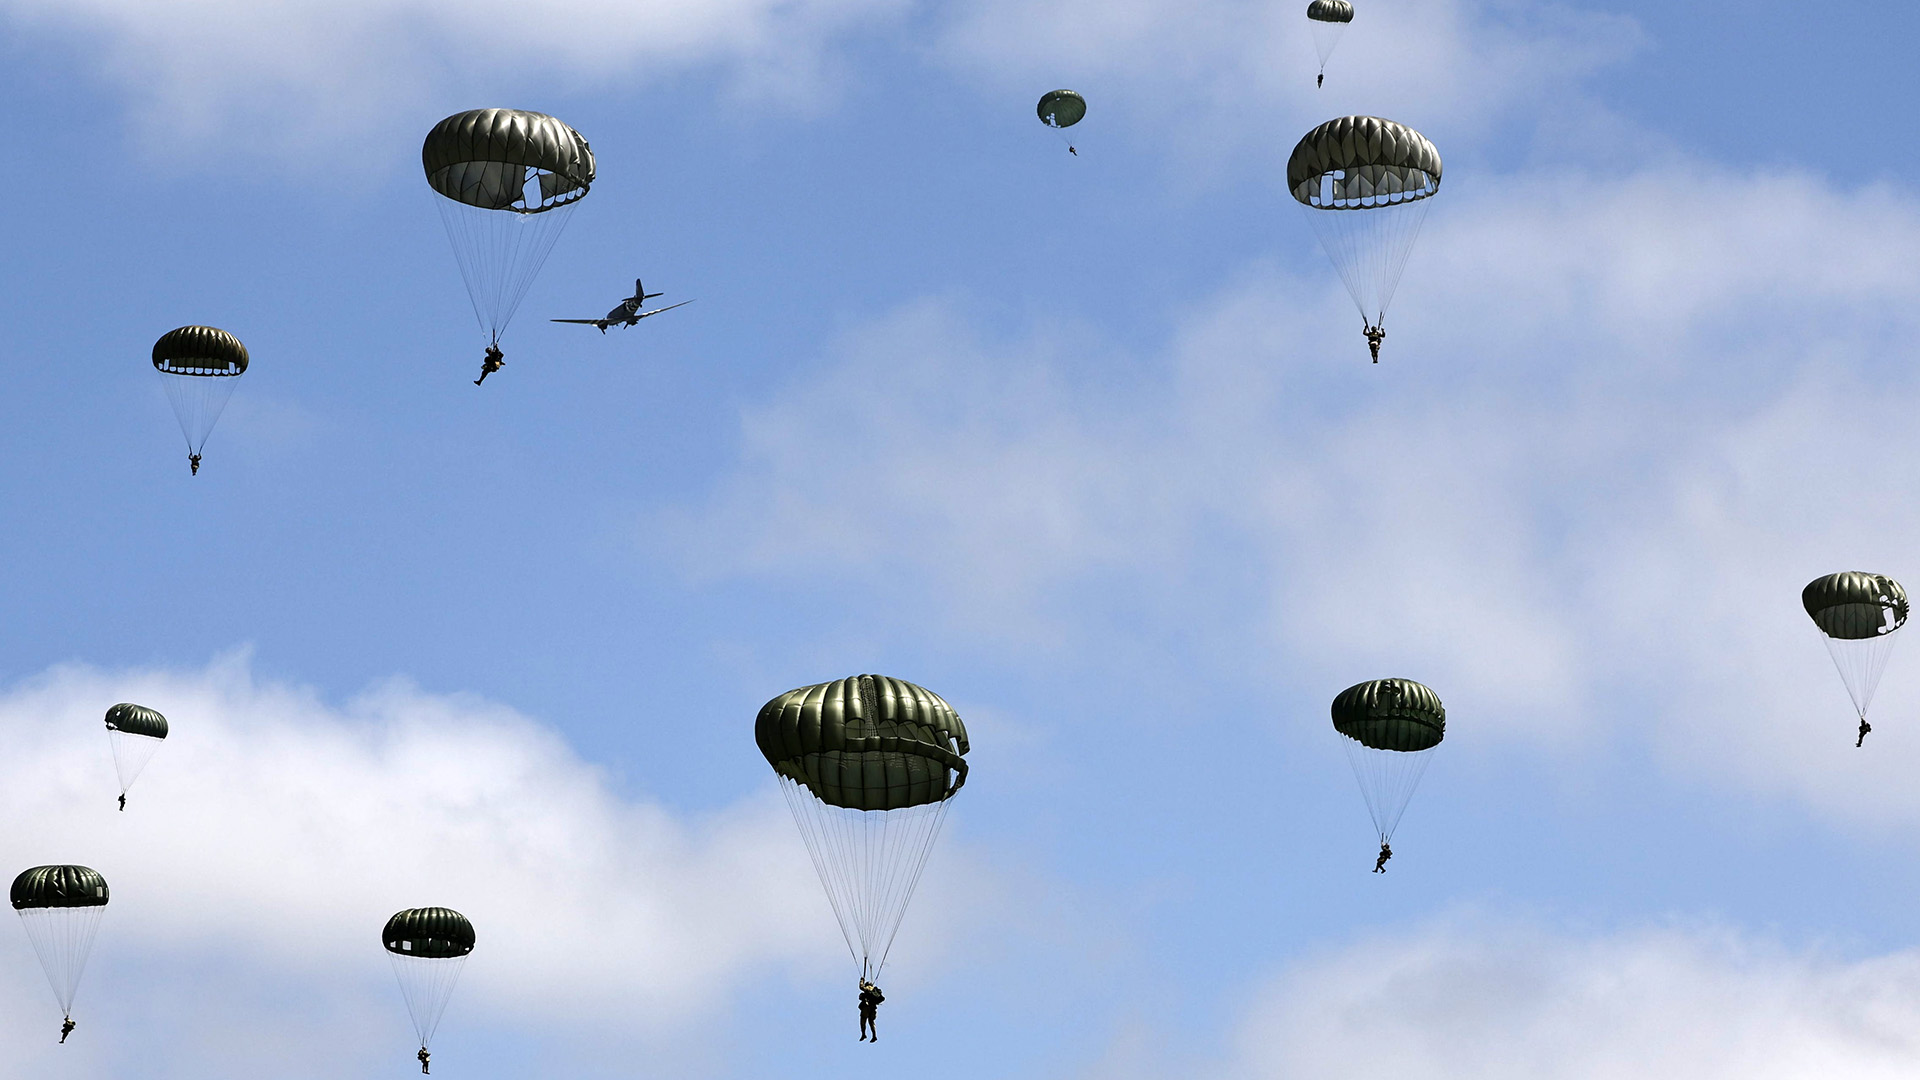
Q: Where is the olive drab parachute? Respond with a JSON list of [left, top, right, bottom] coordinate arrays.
[[1037, 89, 1086, 153], [1288, 116, 1442, 360], [12, 865, 109, 1028], [1331, 679, 1444, 851], [1803, 572, 1907, 733], [1307, 0, 1354, 84], [423, 109, 595, 347], [757, 674, 969, 979], [383, 907, 474, 1060], [153, 325, 247, 471], [104, 703, 168, 807]]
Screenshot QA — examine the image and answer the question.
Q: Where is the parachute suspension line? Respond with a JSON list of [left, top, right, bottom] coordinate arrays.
[[1340, 737, 1435, 845], [106, 730, 164, 797], [778, 776, 952, 977], [156, 372, 242, 455], [1822, 630, 1902, 720], [389, 953, 469, 1049], [434, 177, 579, 341], [1301, 195, 1434, 328], [17, 906, 106, 1014]]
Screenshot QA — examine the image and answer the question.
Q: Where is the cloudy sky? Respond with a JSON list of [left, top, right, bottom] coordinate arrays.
[[2, 0, 1919, 1076]]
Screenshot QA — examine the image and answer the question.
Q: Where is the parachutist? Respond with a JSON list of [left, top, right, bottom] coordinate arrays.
[[1858, 718, 1871, 747], [858, 980, 884, 1042], [117, 794, 125, 812], [1363, 324, 1385, 363], [475, 344, 504, 386], [59, 1017, 74, 1044], [418, 1047, 431, 1074], [1373, 842, 1392, 873], [1068, 145, 1077, 156], [189, 453, 201, 475], [1317, 73, 1324, 88]]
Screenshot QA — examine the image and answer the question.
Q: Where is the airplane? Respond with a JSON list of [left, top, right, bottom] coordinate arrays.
[[551, 279, 692, 334]]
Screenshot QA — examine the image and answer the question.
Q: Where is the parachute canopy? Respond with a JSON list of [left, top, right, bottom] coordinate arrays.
[[422, 109, 595, 213], [11, 866, 109, 909], [1308, 0, 1354, 23], [152, 326, 248, 375], [1804, 571, 1907, 725], [13, 865, 109, 1019], [760, 675, 968, 979], [104, 703, 168, 740], [423, 109, 595, 344], [153, 326, 247, 462], [1036, 89, 1087, 130], [1289, 116, 1442, 209], [384, 907, 474, 1055], [1289, 116, 1442, 342], [1331, 679, 1444, 847], [1332, 677, 1445, 752], [382, 907, 476, 959], [1804, 572, 1908, 640], [757, 674, 969, 811]]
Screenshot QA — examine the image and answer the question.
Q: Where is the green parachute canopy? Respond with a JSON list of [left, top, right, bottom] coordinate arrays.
[[1803, 571, 1908, 640], [1036, 89, 1087, 130], [1331, 679, 1444, 849], [12, 865, 109, 1022], [383, 907, 474, 1060], [759, 674, 969, 980], [1331, 678, 1445, 752], [1804, 571, 1907, 728], [1308, 0, 1354, 23], [11, 866, 109, 909], [382, 907, 476, 959], [152, 326, 248, 465], [1288, 116, 1442, 348], [104, 704, 168, 740], [757, 674, 969, 811], [422, 108, 595, 346]]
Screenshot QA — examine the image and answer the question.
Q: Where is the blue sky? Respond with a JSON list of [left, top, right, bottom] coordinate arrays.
[[3, 1, 1920, 1077]]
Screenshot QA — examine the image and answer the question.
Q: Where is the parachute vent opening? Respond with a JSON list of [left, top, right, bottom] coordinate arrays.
[[778, 775, 953, 978]]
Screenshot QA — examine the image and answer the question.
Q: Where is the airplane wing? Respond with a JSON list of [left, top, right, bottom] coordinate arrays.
[[631, 300, 694, 321], [551, 319, 612, 328]]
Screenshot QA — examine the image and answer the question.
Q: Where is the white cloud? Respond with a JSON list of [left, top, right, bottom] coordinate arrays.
[[658, 147, 1920, 823], [1223, 921, 1920, 1080], [0, 653, 948, 1077], [1, 0, 903, 158]]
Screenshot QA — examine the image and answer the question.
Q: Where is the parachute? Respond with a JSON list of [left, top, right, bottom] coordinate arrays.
[[104, 703, 168, 807], [1804, 572, 1907, 731], [1331, 679, 1444, 850], [1288, 116, 1442, 359], [1307, 1, 1354, 83], [757, 674, 969, 980], [12, 865, 109, 1027], [153, 325, 247, 471], [383, 907, 474, 1061], [423, 109, 595, 348], [1037, 89, 1086, 153]]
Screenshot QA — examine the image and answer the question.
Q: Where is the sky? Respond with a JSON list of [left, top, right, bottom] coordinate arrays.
[[1, 0, 1919, 1076]]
